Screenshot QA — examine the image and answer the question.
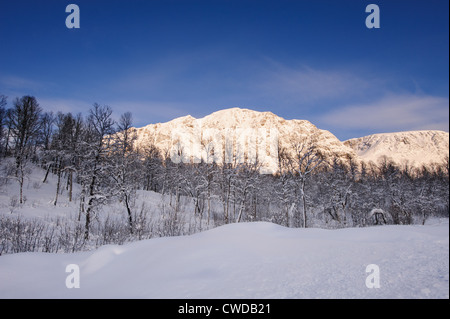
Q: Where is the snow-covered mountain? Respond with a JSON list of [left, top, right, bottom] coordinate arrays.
[[133, 107, 359, 173], [132, 107, 449, 172], [345, 130, 449, 169]]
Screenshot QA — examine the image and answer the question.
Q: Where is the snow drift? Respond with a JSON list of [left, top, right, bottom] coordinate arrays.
[[0, 219, 448, 299]]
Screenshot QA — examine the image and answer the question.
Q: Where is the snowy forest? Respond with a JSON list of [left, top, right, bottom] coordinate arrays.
[[0, 95, 449, 255]]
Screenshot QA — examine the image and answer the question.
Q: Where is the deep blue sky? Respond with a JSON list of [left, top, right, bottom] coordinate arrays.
[[0, 0, 448, 140]]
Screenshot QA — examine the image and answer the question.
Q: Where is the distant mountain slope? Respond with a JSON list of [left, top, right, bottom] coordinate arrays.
[[344, 130, 449, 168], [131, 108, 449, 172], [133, 107, 359, 173]]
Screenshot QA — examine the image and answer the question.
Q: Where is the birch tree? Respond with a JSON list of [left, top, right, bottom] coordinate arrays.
[[0, 95, 7, 156], [289, 138, 324, 228], [8, 96, 42, 204], [79, 104, 115, 239], [111, 112, 139, 233]]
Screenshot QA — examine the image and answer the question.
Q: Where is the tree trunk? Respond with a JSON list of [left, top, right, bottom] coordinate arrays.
[[207, 188, 211, 226], [4, 126, 11, 156], [225, 180, 231, 223], [146, 174, 150, 191], [236, 203, 244, 223], [232, 190, 236, 221], [85, 173, 96, 240], [253, 195, 257, 221], [19, 174, 24, 205], [124, 194, 133, 234], [175, 186, 180, 212], [54, 159, 61, 206], [285, 205, 289, 227], [301, 180, 307, 228], [68, 171, 73, 202], [43, 164, 51, 183], [78, 191, 85, 221], [84, 207, 91, 240]]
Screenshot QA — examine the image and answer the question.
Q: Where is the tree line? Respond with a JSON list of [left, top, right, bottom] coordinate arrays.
[[0, 94, 449, 249]]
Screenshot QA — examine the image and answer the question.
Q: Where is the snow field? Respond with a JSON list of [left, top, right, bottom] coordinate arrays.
[[0, 219, 448, 299]]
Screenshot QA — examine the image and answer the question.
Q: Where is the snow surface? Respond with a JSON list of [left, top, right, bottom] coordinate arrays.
[[0, 162, 80, 220], [0, 219, 448, 299]]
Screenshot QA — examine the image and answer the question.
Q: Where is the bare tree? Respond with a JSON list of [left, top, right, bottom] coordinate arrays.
[[289, 138, 324, 228], [140, 142, 162, 192], [49, 112, 79, 205], [79, 104, 115, 239], [39, 111, 55, 152], [111, 112, 140, 233], [8, 96, 42, 204], [0, 95, 7, 156], [275, 145, 295, 227], [218, 162, 235, 224], [323, 157, 354, 226], [235, 162, 260, 223]]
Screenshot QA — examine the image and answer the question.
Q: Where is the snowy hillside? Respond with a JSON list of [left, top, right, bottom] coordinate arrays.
[[0, 220, 448, 298], [345, 130, 449, 169], [0, 160, 219, 255]]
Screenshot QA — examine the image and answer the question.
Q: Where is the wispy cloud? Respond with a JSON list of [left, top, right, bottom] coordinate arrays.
[[320, 94, 449, 134], [38, 97, 92, 114], [109, 101, 192, 126], [0, 75, 51, 93], [247, 59, 390, 108], [4, 56, 447, 138], [101, 52, 389, 117], [37, 97, 192, 127]]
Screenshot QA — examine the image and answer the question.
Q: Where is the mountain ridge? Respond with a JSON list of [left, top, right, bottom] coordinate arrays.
[[132, 107, 449, 172], [344, 130, 449, 169]]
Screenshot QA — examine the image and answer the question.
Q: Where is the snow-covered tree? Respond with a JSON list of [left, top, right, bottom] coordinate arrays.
[[322, 157, 355, 227], [39, 111, 55, 152], [45, 112, 82, 205], [110, 112, 140, 233], [139, 142, 162, 192], [78, 104, 115, 239], [0, 95, 7, 156], [234, 162, 260, 223], [274, 145, 296, 227], [288, 137, 324, 228], [8, 96, 42, 204]]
